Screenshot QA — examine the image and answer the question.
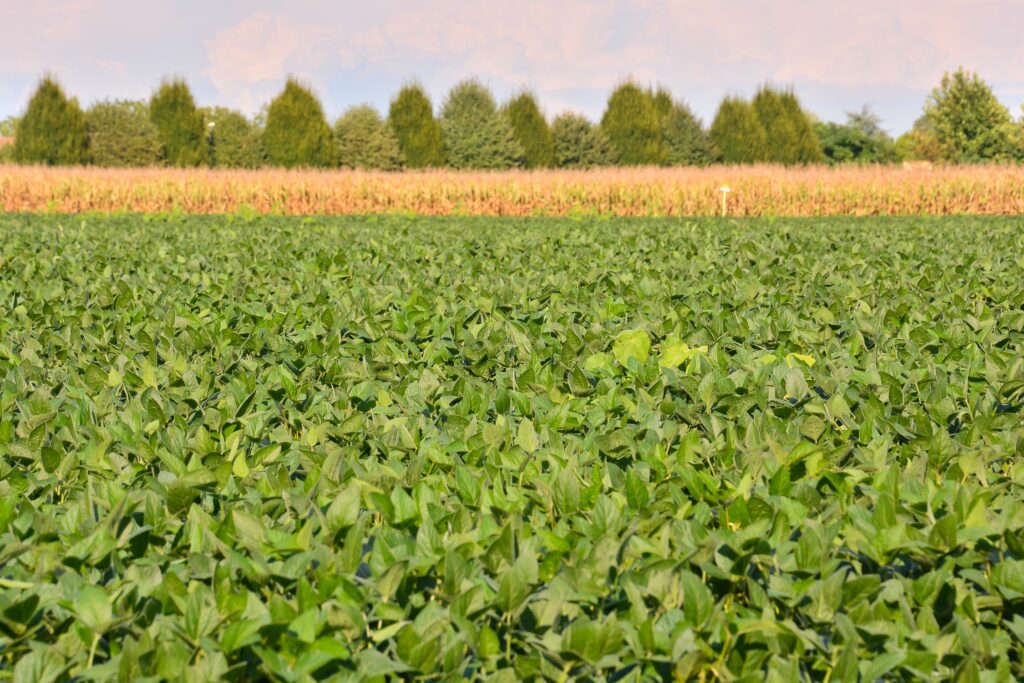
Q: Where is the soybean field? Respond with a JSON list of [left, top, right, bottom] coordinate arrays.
[[2, 214, 1024, 681]]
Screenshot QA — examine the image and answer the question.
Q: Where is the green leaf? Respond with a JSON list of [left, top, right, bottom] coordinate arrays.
[[612, 329, 650, 368], [516, 418, 540, 454], [75, 585, 113, 633]]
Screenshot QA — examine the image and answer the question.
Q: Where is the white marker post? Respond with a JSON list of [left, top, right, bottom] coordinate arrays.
[[719, 186, 731, 217]]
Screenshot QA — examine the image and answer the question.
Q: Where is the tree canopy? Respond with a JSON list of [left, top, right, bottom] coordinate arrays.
[[149, 79, 208, 167], [13, 76, 88, 166], [388, 84, 445, 169], [262, 78, 336, 168], [334, 105, 404, 170], [925, 68, 1016, 162], [600, 82, 663, 165], [440, 80, 524, 170], [503, 92, 555, 169]]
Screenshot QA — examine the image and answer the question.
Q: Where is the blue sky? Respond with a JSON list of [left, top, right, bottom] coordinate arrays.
[[3, 0, 1023, 136]]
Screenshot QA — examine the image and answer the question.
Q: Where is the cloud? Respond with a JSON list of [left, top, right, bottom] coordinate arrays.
[[3, 1, 1024, 133], [204, 12, 337, 112]]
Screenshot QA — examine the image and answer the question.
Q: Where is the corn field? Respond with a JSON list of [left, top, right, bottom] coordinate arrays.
[[2, 164, 1024, 215]]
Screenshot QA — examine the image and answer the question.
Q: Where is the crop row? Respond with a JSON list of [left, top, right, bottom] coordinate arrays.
[[3, 165, 1024, 216]]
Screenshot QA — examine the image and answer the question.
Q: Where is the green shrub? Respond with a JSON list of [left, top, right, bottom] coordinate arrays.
[[709, 97, 767, 164], [13, 76, 87, 165], [600, 82, 663, 165], [815, 107, 897, 165], [203, 107, 265, 169], [503, 92, 554, 169], [334, 105, 404, 170], [262, 79, 336, 168], [85, 100, 162, 167], [551, 112, 614, 168], [388, 84, 445, 169], [149, 79, 208, 167], [440, 79, 523, 170], [925, 68, 1015, 162]]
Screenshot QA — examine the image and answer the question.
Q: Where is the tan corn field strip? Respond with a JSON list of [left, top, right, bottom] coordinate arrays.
[[2, 164, 1024, 216]]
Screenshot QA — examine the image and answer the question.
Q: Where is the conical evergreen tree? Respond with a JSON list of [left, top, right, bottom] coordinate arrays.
[[13, 76, 87, 165], [709, 96, 767, 164], [662, 101, 713, 166], [440, 79, 524, 170], [752, 85, 823, 164], [551, 113, 614, 169], [600, 82, 663, 165], [752, 86, 800, 164], [387, 83, 445, 169], [334, 105, 404, 170], [149, 78, 208, 166], [262, 78, 336, 168], [779, 90, 824, 163], [645, 86, 713, 166], [503, 91, 554, 169]]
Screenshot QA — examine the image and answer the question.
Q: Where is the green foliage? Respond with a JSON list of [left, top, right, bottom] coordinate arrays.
[[502, 92, 554, 169], [202, 107, 265, 169], [894, 116, 944, 162], [752, 85, 823, 164], [0, 115, 18, 137], [601, 82, 663, 165], [13, 76, 87, 165], [334, 105, 404, 171], [779, 90, 824, 163], [925, 68, 1016, 162], [815, 107, 898, 165], [387, 83, 445, 169], [551, 112, 614, 168], [2, 213, 1024, 679], [439, 79, 524, 170], [661, 100, 713, 166], [149, 79, 208, 167], [709, 96, 767, 164], [85, 100, 162, 167], [262, 78, 336, 169]]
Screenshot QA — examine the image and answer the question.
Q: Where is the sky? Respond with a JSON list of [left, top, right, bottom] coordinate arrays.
[[3, 0, 1023, 137]]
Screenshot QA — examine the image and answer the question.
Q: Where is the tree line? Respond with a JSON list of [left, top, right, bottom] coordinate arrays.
[[2, 69, 1022, 169]]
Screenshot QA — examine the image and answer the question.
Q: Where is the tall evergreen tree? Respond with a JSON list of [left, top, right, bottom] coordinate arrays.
[[779, 89, 824, 163], [601, 82, 663, 165], [149, 78, 208, 167], [551, 113, 614, 169], [440, 79, 524, 170], [752, 86, 799, 164], [86, 100, 162, 167], [262, 78, 336, 168], [750, 86, 823, 164], [13, 76, 87, 165], [503, 91, 554, 169], [661, 100, 713, 166], [334, 105, 404, 170], [387, 84, 445, 169], [709, 96, 767, 164]]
